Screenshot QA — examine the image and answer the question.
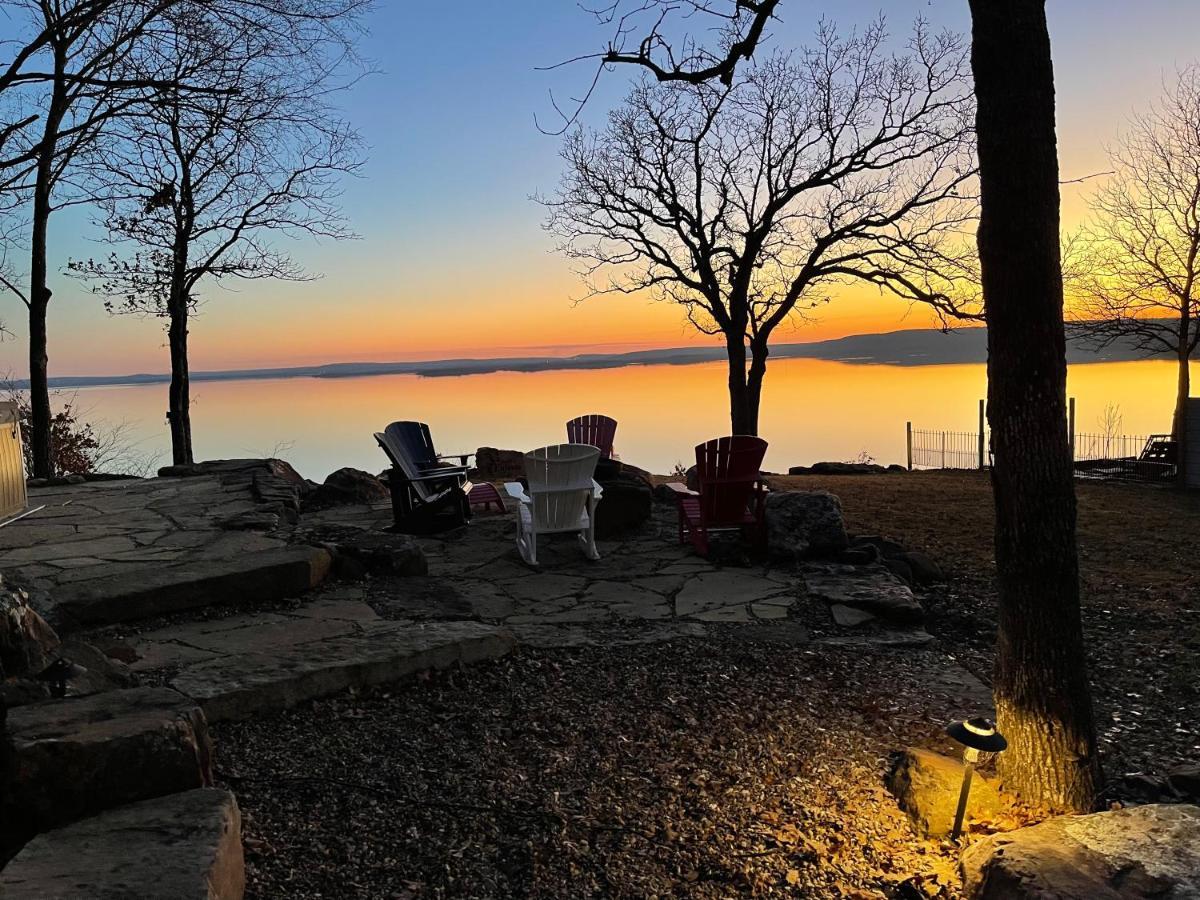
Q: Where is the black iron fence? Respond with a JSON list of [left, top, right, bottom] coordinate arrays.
[[906, 421, 1176, 482]]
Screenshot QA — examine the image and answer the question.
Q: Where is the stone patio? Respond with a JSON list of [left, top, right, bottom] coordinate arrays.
[[0, 463, 330, 630], [1, 463, 949, 896]]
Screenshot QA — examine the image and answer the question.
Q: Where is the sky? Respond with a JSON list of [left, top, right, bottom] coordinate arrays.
[[5, 0, 1200, 377]]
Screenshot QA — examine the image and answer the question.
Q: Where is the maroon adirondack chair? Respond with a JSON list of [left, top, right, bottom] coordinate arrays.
[[566, 414, 618, 459], [666, 436, 769, 556]]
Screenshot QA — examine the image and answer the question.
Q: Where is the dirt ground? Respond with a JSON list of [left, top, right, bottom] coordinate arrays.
[[771, 470, 1200, 781]]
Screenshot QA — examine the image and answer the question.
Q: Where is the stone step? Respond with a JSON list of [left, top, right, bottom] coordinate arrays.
[[1, 687, 213, 857], [1, 789, 243, 899], [47, 545, 332, 629], [805, 567, 925, 626], [169, 620, 515, 722]]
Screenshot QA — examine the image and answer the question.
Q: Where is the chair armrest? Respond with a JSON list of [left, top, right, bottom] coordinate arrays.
[[503, 482, 532, 504], [418, 464, 468, 476], [664, 482, 698, 497], [436, 453, 475, 465], [407, 470, 466, 483], [591, 479, 604, 501]]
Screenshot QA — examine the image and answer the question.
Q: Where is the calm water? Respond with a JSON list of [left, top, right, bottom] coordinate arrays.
[[64, 357, 1182, 480]]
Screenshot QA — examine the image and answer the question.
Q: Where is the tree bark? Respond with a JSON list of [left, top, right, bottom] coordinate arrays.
[[26, 48, 69, 480], [726, 337, 758, 435], [166, 297, 193, 466], [1173, 346, 1190, 485], [745, 339, 768, 436], [969, 0, 1102, 812]]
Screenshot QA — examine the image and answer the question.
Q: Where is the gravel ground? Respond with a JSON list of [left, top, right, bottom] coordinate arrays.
[[216, 637, 1004, 899], [773, 471, 1200, 785]]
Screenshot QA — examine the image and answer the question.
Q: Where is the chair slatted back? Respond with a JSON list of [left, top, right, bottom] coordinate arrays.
[[694, 436, 768, 524], [386, 421, 439, 470], [566, 414, 617, 459], [375, 428, 439, 502], [524, 443, 600, 531], [1139, 434, 1176, 464]]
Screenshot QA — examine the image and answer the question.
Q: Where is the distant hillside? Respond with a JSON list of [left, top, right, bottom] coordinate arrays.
[[8, 326, 1169, 390]]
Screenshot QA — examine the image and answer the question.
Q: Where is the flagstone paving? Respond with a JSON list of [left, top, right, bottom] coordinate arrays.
[[1, 464, 329, 630]]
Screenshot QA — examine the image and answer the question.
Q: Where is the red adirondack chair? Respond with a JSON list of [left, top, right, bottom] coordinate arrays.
[[566, 414, 618, 459], [666, 436, 769, 556]]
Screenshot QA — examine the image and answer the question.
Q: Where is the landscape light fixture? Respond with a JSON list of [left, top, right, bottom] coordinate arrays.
[[946, 716, 1007, 842], [36, 658, 86, 699]]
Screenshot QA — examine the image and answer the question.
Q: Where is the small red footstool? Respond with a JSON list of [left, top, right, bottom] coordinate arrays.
[[467, 482, 506, 514]]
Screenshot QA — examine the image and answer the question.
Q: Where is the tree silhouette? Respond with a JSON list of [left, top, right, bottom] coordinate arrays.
[[547, 23, 977, 434], [70, 2, 364, 465], [1068, 65, 1200, 482]]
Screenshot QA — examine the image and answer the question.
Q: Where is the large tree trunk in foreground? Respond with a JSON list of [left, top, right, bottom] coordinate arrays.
[[1173, 346, 1190, 485], [969, 0, 1101, 813]]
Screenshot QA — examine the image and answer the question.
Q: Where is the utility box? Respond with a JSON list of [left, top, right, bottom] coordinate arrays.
[[0, 401, 27, 519], [1188, 398, 1200, 489]]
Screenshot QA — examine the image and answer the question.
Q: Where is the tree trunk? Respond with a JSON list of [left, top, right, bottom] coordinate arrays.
[[166, 299, 193, 466], [1173, 347, 1190, 485], [726, 337, 758, 435], [26, 58, 68, 480], [746, 340, 768, 436], [969, 0, 1101, 812]]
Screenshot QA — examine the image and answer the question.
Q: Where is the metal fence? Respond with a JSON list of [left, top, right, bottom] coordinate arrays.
[[909, 429, 987, 470], [906, 419, 1173, 482]]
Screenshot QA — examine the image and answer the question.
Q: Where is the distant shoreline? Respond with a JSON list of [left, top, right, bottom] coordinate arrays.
[[5, 326, 1169, 390]]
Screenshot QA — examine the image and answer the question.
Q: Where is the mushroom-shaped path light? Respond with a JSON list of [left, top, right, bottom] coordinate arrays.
[[946, 717, 1007, 842]]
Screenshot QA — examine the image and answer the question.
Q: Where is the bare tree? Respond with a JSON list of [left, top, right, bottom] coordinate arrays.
[[0, 0, 210, 478], [70, 2, 365, 465], [546, 22, 977, 435], [0, 0, 369, 477], [1068, 65, 1200, 480]]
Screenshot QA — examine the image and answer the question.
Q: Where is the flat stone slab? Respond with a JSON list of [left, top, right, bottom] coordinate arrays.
[[49, 545, 332, 628], [1, 687, 213, 855], [2, 473, 334, 631], [805, 569, 924, 625], [961, 804, 1200, 899], [675, 570, 793, 619], [1, 788, 243, 899], [169, 620, 515, 721]]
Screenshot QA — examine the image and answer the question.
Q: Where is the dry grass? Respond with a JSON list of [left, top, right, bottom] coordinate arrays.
[[765, 470, 1200, 779]]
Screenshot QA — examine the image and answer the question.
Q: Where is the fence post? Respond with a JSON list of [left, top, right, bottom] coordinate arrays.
[[1069, 396, 1076, 460], [941, 431, 947, 469], [978, 399, 986, 469], [906, 421, 913, 471]]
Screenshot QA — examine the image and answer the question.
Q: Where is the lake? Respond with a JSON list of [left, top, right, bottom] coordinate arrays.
[[63, 357, 1183, 480]]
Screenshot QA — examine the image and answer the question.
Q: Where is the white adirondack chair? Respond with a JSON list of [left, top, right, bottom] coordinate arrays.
[[504, 444, 603, 566]]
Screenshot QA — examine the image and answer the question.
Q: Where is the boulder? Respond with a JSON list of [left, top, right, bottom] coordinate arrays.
[[0, 686, 214, 855], [806, 569, 924, 624], [764, 490, 849, 559], [960, 804, 1200, 899], [851, 534, 908, 558], [788, 461, 889, 476], [887, 748, 1004, 838], [1167, 766, 1200, 801], [0, 788, 244, 899], [57, 640, 135, 696], [900, 550, 946, 584], [303, 467, 390, 511], [0, 579, 60, 680], [593, 459, 653, 538], [473, 447, 526, 480]]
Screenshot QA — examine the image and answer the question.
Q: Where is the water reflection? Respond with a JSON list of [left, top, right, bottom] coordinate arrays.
[[69, 358, 1181, 479]]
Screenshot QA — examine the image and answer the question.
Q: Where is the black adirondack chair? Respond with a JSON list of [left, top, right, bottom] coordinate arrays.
[[375, 421, 473, 533]]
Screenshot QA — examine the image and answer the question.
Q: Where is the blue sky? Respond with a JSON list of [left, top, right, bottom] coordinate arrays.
[[7, 0, 1200, 376]]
